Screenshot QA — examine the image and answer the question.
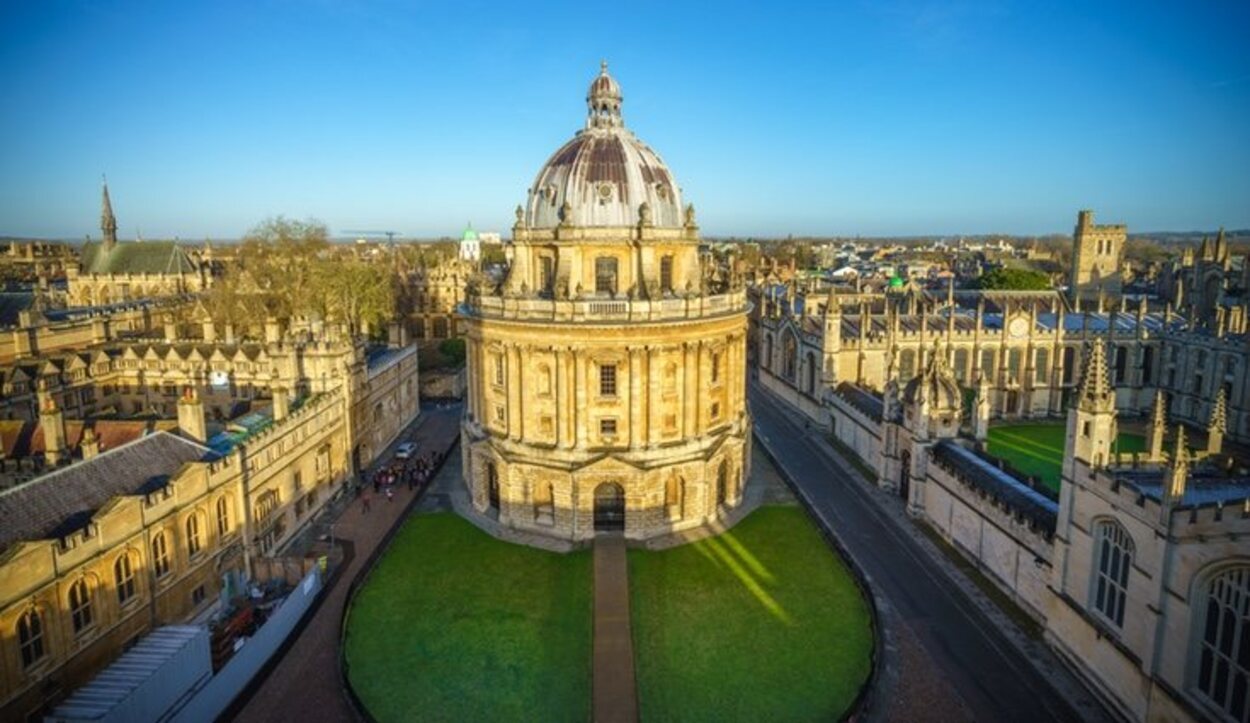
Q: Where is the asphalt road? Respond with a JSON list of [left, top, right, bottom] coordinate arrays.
[[750, 383, 1093, 723]]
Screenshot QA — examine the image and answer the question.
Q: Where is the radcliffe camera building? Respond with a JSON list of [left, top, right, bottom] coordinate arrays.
[[459, 63, 751, 543]]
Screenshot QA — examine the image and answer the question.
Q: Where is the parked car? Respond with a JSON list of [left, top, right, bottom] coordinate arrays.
[[395, 442, 417, 460]]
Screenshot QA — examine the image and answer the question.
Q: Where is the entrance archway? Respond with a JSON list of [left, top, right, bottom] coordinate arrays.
[[594, 483, 625, 532]]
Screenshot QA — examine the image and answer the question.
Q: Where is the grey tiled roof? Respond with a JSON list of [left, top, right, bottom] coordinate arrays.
[[834, 382, 884, 422], [0, 431, 209, 553], [931, 440, 1058, 535]]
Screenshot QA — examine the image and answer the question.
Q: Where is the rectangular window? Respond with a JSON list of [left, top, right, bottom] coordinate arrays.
[[494, 354, 505, 386], [711, 352, 721, 383], [1114, 346, 1127, 384], [1034, 348, 1049, 384], [599, 364, 617, 396], [660, 255, 673, 293], [711, 401, 721, 419], [192, 585, 206, 606], [595, 257, 618, 295], [293, 470, 302, 492], [600, 418, 617, 437]]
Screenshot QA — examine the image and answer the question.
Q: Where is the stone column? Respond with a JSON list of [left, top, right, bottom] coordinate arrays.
[[629, 347, 643, 447], [574, 348, 588, 447], [507, 344, 522, 441], [683, 342, 698, 437]]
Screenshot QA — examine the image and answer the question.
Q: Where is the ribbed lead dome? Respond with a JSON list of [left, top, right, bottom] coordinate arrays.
[[523, 62, 684, 230]]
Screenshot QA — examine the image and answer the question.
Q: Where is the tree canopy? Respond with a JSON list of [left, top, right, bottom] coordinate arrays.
[[975, 267, 1051, 290]]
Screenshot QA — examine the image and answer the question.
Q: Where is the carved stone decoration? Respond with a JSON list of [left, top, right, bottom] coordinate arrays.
[[638, 202, 653, 227], [684, 203, 697, 228]]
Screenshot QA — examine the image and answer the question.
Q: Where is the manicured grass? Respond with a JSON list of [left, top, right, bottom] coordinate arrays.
[[344, 513, 592, 722], [629, 506, 873, 723], [987, 423, 1146, 494]]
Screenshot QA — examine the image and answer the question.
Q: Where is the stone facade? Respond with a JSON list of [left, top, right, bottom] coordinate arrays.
[[1070, 209, 1126, 305], [460, 64, 751, 544], [763, 303, 1250, 721]]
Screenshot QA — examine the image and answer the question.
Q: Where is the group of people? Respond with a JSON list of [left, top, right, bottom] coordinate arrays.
[[358, 446, 445, 513]]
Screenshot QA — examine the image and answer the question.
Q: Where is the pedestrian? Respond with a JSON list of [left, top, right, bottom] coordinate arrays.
[[386, 486, 394, 503], [361, 493, 371, 514]]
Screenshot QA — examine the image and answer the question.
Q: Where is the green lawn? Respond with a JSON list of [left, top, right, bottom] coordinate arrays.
[[987, 423, 1146, 494], [344, 513, 592, 722], [629, 506, 873, 723]]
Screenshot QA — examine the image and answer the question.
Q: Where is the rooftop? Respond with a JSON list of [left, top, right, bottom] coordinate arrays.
[[0, 431, 211, 552]]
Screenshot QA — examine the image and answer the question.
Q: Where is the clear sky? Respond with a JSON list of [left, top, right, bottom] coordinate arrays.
[[2, 1, 1248, 240]]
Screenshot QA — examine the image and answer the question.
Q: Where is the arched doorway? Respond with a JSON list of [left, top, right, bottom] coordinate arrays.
[[594, 483, 625, 532], [899, 450, 911, 501]]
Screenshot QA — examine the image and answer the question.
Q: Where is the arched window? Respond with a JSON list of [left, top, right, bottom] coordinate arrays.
[[763, 334, 773, 371], [216, 496, 231, 536], [782, 332, 798, 381], [115, 553, 137, 604], [716, 460, 729, 505], [1091, 520, 1133, 628], [69, 579, 93, 634], [186, 514, 202, 557], [805, 351, 818, 394], [152, 532, 170, 579], [663, 362, 678, 393], [953, 348, 970, 383], [1192, 565, 1250, 722], [17, 609, 45, 669]]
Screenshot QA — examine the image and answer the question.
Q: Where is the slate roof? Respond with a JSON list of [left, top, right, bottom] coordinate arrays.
[[0, 292, 35, 327], [834, 382, 884, 422], [931, 440, 1059, 535], [1113, 469, 1250, 508], [0, 431, 210, 552], [79, 241, 197, 275]]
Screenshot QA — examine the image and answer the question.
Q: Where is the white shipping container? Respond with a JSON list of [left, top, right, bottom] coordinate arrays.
[[45, 625, 212, 723]]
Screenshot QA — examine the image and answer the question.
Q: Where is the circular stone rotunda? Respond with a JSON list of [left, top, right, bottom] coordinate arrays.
[[458, 62, 751, 545]]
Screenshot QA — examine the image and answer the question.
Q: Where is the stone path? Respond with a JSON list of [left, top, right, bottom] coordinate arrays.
[[592, 533, 639, 723], [230, 403, 462, 723]]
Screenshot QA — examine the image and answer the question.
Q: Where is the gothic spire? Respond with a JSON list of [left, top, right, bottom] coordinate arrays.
[[1078, 342, 1114, 412], [1148, 390, 1167, 460], [101, 177, 118, 251], [1163, 425, 1189, 511], [1207, 387, 1227, 455]]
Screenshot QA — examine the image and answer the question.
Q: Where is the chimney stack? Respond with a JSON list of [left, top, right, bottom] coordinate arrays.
[[272, 386, 290, 422], [177, 386, 207, 443], [38, 387, 66, 466]]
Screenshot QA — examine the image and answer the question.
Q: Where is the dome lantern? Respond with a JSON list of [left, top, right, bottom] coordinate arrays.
[[587, 60, 623, 129]]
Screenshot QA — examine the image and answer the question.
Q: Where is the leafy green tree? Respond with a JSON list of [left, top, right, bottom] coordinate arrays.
[[976, 267, 1051, 290]]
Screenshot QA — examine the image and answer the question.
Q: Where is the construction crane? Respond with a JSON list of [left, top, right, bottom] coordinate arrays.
[[340, 229, 403, 244]]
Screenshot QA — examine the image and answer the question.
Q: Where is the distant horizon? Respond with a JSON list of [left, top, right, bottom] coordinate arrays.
[[2, 3, 1247, 239]]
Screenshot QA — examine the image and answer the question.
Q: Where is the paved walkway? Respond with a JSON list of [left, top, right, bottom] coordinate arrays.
[[592, 534, 638, 723], [750, 382, 1110, 722], [231, 403, 462, 723]]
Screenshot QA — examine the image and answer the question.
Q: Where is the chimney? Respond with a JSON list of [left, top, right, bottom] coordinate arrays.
[[164, 316, 178, 341], [272, 386, 290, 422], [81, 426, 100, 460], [38, 388, 66, 466], [224, 323, 236, 344], [177, 387, 207, 443]]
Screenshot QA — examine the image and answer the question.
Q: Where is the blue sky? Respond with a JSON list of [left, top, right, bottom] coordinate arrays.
[[1, 1, 1247, 239]]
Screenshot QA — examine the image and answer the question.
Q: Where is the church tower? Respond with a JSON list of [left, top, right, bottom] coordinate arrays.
[[101, 178, 118, 251], [1064, 342, 1117, 482], [1069, 209, 1125, 306]]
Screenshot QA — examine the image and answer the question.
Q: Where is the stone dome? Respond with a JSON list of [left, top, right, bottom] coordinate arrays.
[[522, 62, 685, 230], [903, 352, 962, 410]]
